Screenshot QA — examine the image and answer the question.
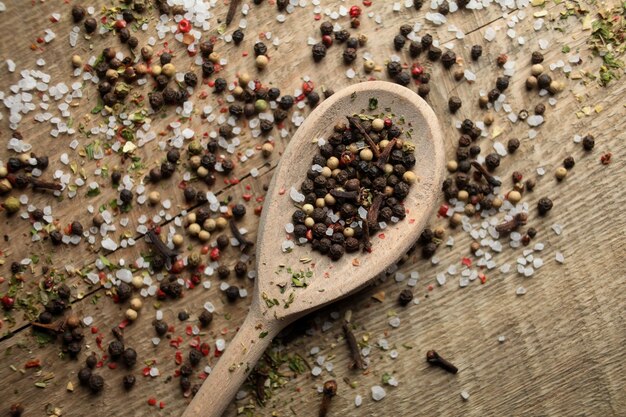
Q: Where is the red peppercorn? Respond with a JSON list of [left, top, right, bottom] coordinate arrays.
[[148, 398, 157, 406], [170, 259, 184, 273], [302, 81, 314, 95], [349, 5, 362, 17], [210, 247, 220, 261], [1, 295, 15, 310], [322, 35, 333, 47], [115, 19, 127, 29], [384, 118, 392, 128], [178, 19, 191, 33], [411, 64, 424, 77], [438, 204, 449, 216]]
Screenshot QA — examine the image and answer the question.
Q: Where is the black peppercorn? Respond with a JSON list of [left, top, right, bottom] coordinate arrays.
[[225, 286, 239, 302], [582, 134, 594, 151], [149, 92, 164, 110], [71, 221, 83, 236], [212, 77, 227, 93], [183, 72, 198, 87], [201, 61, 215, 77], [320, 21, 333, 36], [414, 0, 424, 9], [72, 5, 86, 22], [393, 34, 406, 51], [117, 282, 132, 301], [399, 24, 413, 38], [417, 84, 430, 98], [488, 88, 500, 102], [85, 353, 97, 369], [160, 52, 172, 65], [428, 46, 442, 61], [120, 189, 133, 205], [127, 36, 139, 49], [254, 42, 267, 56], [216, 264, 229, 280], [232, 29, 244, 45], [279, 95, 295, 110], [232, 204, 246, 219], [537, 197, 553, 215], [108, 340, 125, 359], [470, 45, 483, 60], [312, 43, 327, 62], [267, 87, 281, 101], [178, 311, 189, 321], [496, 76, 510, 92], [421, 33, 433, 49], [118, 27, 130, 43], [334, 29, 350, 43], [154, 320, 168, 336], [563, 156, 575, 169], [409, 40, 422, 57], [123, 375, 136, 390], [329, 244, 345, 261], [531, 51, 544, 64], [448, 96, 462, 113], [398, 289, 414, 306], [537, 73, 552, 89], [527, 227, 537, 238], [507, 138, 520, 153], [189, 349, 202, 367], [123, 348, 137, 367], [387, 61, 402, 77], [422, 242, 437, 258], [78, 367, 92, 385], [469, 145, 481, 157], [438, 0, 450, 14], [534, 103, 546, 115], [395, 72, 411, 86], [485, 153, 501, 171], [307, 91, 320, 107], [84, 17, 97, 33], [343, 48, 357, 64], [198, 310, 213, 327], [88, 374, 104, 393], [441, 50, 456, 68]]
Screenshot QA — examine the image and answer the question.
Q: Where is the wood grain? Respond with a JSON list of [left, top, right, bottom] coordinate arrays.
[[0, 0, 624, 416]]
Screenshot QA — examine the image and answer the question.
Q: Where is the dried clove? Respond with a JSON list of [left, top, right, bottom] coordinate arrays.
[[495, 212, 528, 234], [342, 311, 366, 370], [225, 0, 241, 26], [470, 161, 501, 186], [319, 380, 338, 417], [146, 228, 179, 259], [366, 193, 384, 230], [329, 189, 358, 200], [426, 350, 458, 374], [229, 219, 254, 251], [375, 138, 398, 169], [347, 116, 381, 159]]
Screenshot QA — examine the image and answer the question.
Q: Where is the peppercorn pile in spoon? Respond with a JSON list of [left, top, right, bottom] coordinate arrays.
[[289, 115, 417, 261]]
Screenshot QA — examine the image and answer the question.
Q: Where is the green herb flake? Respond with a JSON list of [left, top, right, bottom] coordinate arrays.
[[368, 97, 378, 110], [562, 45, 571, 53], [91, 99, 104, 114], [259, 331, 268, 339]]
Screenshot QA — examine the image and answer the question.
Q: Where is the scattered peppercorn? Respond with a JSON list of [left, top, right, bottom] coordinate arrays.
[[537, 197, 553, 215], [507, 138, 520, 153], [84, 17, 97, 33], [448, 96, 462, 113], [398, 289, 414, 306], [123, 375, 136, 390], [582, 134, 595, 151], [470, 45, 483, 60], [71, 5, 86, 22], [88, 374, 104, 393]]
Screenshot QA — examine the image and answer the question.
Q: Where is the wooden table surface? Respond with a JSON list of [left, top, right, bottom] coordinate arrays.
[[1, 0, 624, 416]]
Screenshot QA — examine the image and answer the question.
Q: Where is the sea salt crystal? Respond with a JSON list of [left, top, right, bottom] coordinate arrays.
[[461, 391, 470, 401], [355, 395, 362, 407], [101, 238, 118, 251], [538, 39, 549, 50], [290, 187, 305, 203], [346, 68, 356, 79], [389, 317, 400, 328], [516, 286, 527, 295], [371, 386, 386, 401], [216, 339, 226, 351], [484, 27, 496, 41], [527, 115, 544, 126], [551, 224, 563, 235], [311, 366, 322, 376], [436, 273, 446, 286], [83, 316, 93, 326], [555, 252, 565, 263]]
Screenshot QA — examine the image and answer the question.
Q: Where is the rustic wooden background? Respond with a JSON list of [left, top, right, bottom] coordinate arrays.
[[1, 0, 625, 416]]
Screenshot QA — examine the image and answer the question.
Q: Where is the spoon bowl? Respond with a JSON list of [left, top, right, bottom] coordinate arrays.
[[182, 80, 445, 417]]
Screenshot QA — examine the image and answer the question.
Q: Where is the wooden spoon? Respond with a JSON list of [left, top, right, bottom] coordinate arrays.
[[182, 81, 445, 417]]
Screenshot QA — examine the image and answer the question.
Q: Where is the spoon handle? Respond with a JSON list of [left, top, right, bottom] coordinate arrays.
[[182, 304, 280, 417]]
